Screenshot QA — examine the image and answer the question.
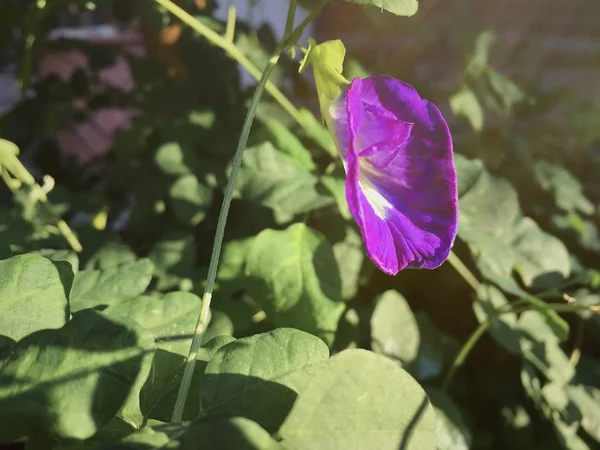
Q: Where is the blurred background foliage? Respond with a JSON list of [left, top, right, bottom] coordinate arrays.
[[1, 0, 600, 449]]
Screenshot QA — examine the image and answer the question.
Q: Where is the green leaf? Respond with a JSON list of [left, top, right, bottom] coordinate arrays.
[[0, 254, 72, 341], [507, 217, 570, 289], [85, 242, 137, 270], [169, 174, 213, 226], [105, 291, 203, 355], [180, 417, 281, 450], [0, 310, 155, 441], [33, 249, 79, 273], [200, 328, 329, 431], [104, 426, 172, 449], [141, 336, 236, 422], [455, 154, 484, 198], [450, 87, 484, 131], [370, 290, 419, 364], [342, 0, 418, 17], [321, 175, 351, 220], [155, 141, 202, 176], [485, 68, 525, 114], [534, 161, 594, 215], [279, 349, 437, 450], [410, 312, 456, 381], [236, 143, 332, 222], [426, 388, 472, 450], [459, 163, 520, 239], [458, 156, 570, 290], [473, 285, 521, 355], [298, 108, 337, 157], [70, 259, 154, 312], [259, 117, 316, 171], [148, 232, 196, 291], [466, 31, 495, 75], [333, 226, 364, 299], [569, 358, 600, 443], [245, 224, 345, 344], [299, 39, 349, 120]]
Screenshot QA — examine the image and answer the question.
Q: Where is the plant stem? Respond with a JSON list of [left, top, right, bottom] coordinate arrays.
[[447, 250, 480, 292], [153, 0, 304, 125], [441, 300, 600, 391], [168, 0, 330, 423]]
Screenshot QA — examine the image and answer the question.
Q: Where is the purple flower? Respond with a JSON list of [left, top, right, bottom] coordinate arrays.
[[326, 75, 458, 275]]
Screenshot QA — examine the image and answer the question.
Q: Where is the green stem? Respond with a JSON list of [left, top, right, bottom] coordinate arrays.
[[152, 0, 304, 125], [224, 4, 236, 43], [168, 0, 330, 423], [447, 250, 481, 292], [441, 300, 600, 391], [284, 0, 297, 39]]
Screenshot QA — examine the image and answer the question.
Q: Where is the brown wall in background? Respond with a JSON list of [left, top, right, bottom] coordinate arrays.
[[314, 0, 600, 102]]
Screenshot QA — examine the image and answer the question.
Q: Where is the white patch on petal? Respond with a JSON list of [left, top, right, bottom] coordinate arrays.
[[359, 177, 392, 219]]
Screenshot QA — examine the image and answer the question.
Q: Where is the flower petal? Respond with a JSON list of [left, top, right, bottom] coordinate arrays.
[[342, 75, 458, 274]]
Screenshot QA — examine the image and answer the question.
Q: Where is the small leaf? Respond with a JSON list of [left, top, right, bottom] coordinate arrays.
[[450, 87, 484, 131], [279, 349, 437, 450], [299, 39, 349, 119], [155, 141, 201, 176], [169, 174, 213, 226], [370, 290, 419, 364], [342, 0, 419, 17], [200, 328, 329, 431], [0, 310, 155, 441], [70, 259, 154, 312], [245, 224, 345, 344], [535, 161, 594, 215], [0, 254, 72, 341]]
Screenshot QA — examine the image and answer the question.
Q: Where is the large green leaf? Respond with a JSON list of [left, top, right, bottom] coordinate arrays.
[[279, 349, 437, 450], [180, 417, 281, 450], [235, 143, 332, 222], [70, 259, 154, 312], [105, 291, 203, 355], [0, 310, 154, 441], [370, 290, 419, 364], [0, 254, 72, 341], [200, 328, 329, 431], [245, 224, 345, 343], [458, 156, 570, 290], [141, 336, 235, 422]]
